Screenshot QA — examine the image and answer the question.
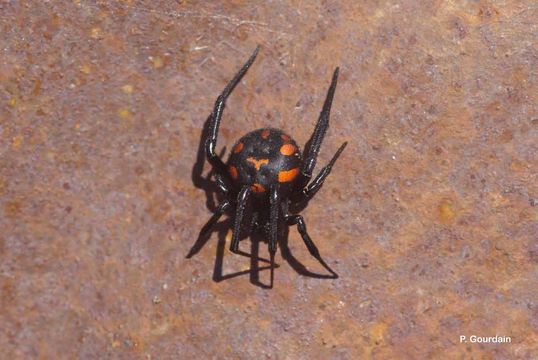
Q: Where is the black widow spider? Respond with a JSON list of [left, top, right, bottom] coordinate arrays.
[[194, 46, 347, 280]]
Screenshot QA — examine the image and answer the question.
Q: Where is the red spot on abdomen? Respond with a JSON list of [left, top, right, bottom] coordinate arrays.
[[251, 183, 266, 193], [233, 142, 244, 153], [228, 166, 238, 179], [278, 168, 299, 183], [280, 143, 296, 156]]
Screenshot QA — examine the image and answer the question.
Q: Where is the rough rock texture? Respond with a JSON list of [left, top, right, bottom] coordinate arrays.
[[1, 1, 537, 359]]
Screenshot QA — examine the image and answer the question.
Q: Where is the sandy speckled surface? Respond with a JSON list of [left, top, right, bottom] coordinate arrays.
[[1, 1, 537, 358]]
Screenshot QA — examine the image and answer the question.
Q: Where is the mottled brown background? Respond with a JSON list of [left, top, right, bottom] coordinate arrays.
[[1, 0, 537, 359]]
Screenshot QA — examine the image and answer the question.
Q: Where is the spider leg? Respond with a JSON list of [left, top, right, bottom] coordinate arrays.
[[284, 213, 338, 278], [297, 67, 340, 188], [230, 185, 252, 253], [205, 46, 260, 175], [284, 214, 319, 258], [215, 173, 231, 195], [267, 184, 280, 288], [200, 200, 231, 237], [268, 184, 280, 255], [187, 199, 231, 258], [299, 141, 347, 200]]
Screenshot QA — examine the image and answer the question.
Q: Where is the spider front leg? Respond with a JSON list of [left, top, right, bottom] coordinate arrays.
[[204, 46, 260, 175], [297, 67, 340, 189]]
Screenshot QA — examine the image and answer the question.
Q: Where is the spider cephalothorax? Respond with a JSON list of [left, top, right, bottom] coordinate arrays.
[[195, 46, 347, 280]]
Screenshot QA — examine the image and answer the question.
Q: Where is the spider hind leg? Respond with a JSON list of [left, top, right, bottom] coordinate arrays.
[[230, 186, 252, 253]]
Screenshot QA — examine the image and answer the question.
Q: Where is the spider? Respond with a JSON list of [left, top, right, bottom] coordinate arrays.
[[197, 46, 347, 277]]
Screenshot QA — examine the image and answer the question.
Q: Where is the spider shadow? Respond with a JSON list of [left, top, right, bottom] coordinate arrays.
[[187, 213, 279, 288], [188, 115, 337, 287]]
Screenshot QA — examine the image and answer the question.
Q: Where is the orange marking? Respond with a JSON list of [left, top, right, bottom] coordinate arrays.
[[278, 168, 299, 183], [246, 157, 269, 170], [280, 143, 296, 156], [233, 142, 244, 153], [228, 166, 238, 179], [261, 129, 270, 139], [281, 134, 290, 141], [251, 183, 266, 193]]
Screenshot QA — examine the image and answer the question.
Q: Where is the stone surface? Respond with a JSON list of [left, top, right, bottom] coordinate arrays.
[[1, 1, 537, 358]]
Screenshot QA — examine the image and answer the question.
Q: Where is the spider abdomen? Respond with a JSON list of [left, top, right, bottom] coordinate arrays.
[[227, 128, 302, 195]]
